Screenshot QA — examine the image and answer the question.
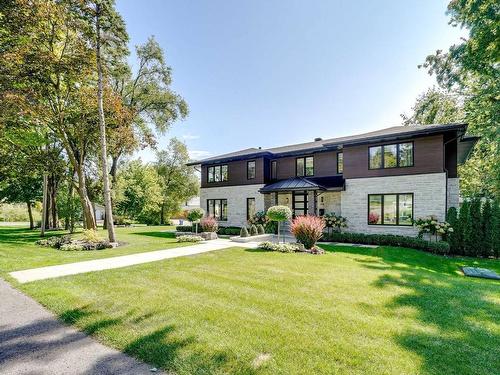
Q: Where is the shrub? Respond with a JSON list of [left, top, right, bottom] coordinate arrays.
[[323, 213, 347, 232], [480, 200, 493, 257], [217, 227, 226, 235], [36, 235, 72, 249], [249, 224, 258, 236], [322, 232, 450, 255], [266, 206, 292, 222], [187, 208, 204, 222], [259, 241, 302, 253], [264, 221, 277, 234], [177, 235, 203, 243], [291, 215, 325, 249], [200, 216, 218, 232], [446, 207, 460, 252], [468, 198, 482, 256], [60, 243, 85, 251], [248, 211, 269, 226], [458, 200, 471, 255], [217, 226, 241, 236], [114, 215, 131, 226], [257, 224, 265, 235], [176, 225, 193, 232], [82, 229, 102, 243], [415, 216, 453, 241], [240, 227, 249, 237]]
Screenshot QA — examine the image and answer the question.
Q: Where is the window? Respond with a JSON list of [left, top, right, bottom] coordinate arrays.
[[207, 165, 228, 183], [207, 199, 227, 221], [271, 161, 277, 179], [337, 152, 343, 174], [368, 193, 413, 226], [369, 142, 413, 169], [247, 161, 256, 180], [296, 156, 314, 177], [247, 198, 255, 220]]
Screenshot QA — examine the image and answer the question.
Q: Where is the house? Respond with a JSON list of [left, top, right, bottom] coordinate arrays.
[[187, 123, 478, 236]]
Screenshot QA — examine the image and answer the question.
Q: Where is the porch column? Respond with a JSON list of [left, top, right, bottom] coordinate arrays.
[[264, 193, 274, 211], [307, 191, 317, 216]]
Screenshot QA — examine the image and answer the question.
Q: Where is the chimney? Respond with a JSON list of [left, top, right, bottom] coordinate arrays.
[[314, 137, 323, 142]]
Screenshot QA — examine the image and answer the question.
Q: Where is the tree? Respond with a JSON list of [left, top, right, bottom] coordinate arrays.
[[467, 198, 482, 256], [480, 200, 493, 257], [114, 160, 163, 224], [457, 200, 471, 255], [446, 206, 460, 253], [156, 139, 199, 224], [187, 208, 204, 234], [267, 206, 292, 243]]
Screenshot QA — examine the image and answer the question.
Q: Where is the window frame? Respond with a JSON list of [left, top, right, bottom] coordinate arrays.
[[206, 165, 228, 183], [206, 199, 228, 221], [367, 193, 414, 226], [296, 156, 314, 177], [247, 160, 256, 180], [271, 160, 277, 180], [337, 152, 343, 174], [368, 141, 414, 170], [246, 197, 256, 220]]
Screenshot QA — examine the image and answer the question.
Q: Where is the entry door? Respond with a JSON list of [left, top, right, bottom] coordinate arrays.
[[292, 191, 308, 217]]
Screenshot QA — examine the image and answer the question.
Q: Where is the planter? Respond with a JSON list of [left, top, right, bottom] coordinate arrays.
[[230, 234, 274, 243], [200, 232, 218, 240]]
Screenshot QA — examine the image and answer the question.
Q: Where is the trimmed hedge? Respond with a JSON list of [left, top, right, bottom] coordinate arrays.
[[217, 226, 241, 235], [176, 225, 194, 232], [322, 232, 450, 255]]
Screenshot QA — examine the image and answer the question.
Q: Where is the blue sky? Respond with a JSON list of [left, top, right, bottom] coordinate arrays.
[[116, 0, 465, 162]]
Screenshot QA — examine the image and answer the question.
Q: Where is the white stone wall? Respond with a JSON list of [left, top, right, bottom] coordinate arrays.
[[318, 191, 341, 215], [447, 178, 460, 210], [199, 184, 265, 227], [341, 173, 447, 236]]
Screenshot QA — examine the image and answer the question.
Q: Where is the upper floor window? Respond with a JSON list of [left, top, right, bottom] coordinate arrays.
[[207, 165, 228, 183], [296, 156, 314, 177], [271, 161, 277, 179], [369, 142, 413, 169], [337, 152, 343, 174], [247, 160, 256, 179]]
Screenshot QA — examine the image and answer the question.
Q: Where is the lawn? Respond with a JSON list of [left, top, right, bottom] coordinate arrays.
[[0, 225, 188, 275], [7, 228, 498, 375]]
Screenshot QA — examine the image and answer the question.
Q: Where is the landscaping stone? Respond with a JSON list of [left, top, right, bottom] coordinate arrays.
[[461, 267, 500, 280], [200, 232, 218, 240]]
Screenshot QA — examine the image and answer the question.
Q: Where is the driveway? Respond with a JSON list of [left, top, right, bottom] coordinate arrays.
[[0, 278, 160, 375]]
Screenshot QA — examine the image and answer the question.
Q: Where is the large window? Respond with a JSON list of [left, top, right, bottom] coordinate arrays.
[[207, 199, 227, 221], [296, 156, 314, 177], [207, 165, 228, 183], [247, 198, 256, 220], [271, 161, 277, 179], [337, 152, 343, 174], [369, 142, 413, 169], [247, 161, 256, 180], [368, 193, 413, 226]]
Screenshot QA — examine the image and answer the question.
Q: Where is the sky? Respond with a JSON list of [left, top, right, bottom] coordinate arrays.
[[115, 0, 466, 162]]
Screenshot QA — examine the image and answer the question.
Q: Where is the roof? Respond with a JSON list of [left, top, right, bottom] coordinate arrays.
[[259, 176, 344, 193], [187, 123, 468, 166]]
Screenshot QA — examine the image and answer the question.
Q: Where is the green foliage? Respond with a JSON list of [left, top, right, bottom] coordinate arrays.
[[36, 235, 72, 249], [458, 200, 471, 255], [323, 232, 450, 255], [176, 235, 203, 243], [240, 227, 249, 238], [258, 241, 302, 253], [264, 221, 278, 234], [82, 229, 103, 244], [266, 206, 292, 222], [60, 243, 85, 251], [446, 207, 461, 251], [249, 225, 258, 236], [257, 224, 265, 235], [217, 226, 241, 236], [176, 225, 194, 232], [492, 201, 500, 258], [247, 211, 268, 226], [187, 208, 204, 222], [467, 199, 482, 256], [480, 200, 493, 257]]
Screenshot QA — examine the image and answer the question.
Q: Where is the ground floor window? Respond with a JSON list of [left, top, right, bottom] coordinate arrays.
[[368, 193, 413, 226], [247, 198, 255, 220], [207, 199, 228, 221]]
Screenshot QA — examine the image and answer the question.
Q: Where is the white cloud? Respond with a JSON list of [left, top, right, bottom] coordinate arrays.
[[189, 150, 212, 160], [182, 133, 200, 140]]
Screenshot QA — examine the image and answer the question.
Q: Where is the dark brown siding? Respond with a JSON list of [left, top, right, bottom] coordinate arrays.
[[444, 133, 458, 178], [201, 157, 266, 188], [343, 134, 444, 179], [274, 150, 341, 180]]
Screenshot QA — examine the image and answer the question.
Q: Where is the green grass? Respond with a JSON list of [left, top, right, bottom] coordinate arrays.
[[7, 228, 498, 375], [0, 225, 189, 274]]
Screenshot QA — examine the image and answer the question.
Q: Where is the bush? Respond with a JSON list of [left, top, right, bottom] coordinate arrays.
[[323, 213, 347, 232], [200, 216, 218, 232], [113, 215, 131, 226], [249, 224, 258, 236], [240, 227, 249, 237], [291, 215, 325, 249], [82, 229, 102, 243], [258, 241, 302, 253], [415, 216, 453, 240], [257, 224, 265, 235], [264, 221, 277, 234], [36, 235, 72, 249], [187, 208, 204, 222], [322, 232, 450, 255], [248, 211, 269, 226], [177, 235, 203, 243], [266, 206, 292, 222], [176, 225, 194, 232], [60, 243, 84, 251], [446, 207, 460, 252]]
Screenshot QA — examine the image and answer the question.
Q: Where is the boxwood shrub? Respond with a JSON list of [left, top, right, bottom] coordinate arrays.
[[217, 226, 241, 235], [176, 225, 194, 232], [322, 232, 450, 255]]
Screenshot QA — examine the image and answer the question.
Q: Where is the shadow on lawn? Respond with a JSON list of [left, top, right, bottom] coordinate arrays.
[[59, 305, 258, 374], [328, 245, 500, 375], [132, 231, 176, 239]]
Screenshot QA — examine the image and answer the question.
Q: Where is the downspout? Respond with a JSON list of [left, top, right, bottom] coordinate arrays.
[[443, 131, 464, 216]]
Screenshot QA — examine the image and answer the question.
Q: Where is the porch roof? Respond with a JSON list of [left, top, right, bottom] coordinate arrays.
[[259, 176, 344, 193]]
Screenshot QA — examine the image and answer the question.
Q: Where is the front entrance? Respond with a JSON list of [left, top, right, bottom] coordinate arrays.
[[292, 191, 308, 217]]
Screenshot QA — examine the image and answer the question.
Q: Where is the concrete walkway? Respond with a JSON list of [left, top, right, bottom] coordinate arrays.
[[10, 239, 259, 283], [0, 278, 160, 375]]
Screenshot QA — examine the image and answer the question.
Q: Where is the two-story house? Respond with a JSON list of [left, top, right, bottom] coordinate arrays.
[[187, 123, 478, 236]]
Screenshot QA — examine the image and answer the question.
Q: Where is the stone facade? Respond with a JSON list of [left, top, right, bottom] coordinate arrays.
[[317, 191, 341, 215], [341, 173, 447, 236], [199, 184, 265, 227], [447, 177, 460, 210]]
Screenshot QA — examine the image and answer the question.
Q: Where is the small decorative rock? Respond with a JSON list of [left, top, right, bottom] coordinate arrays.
[[200, 232, 218, 240]]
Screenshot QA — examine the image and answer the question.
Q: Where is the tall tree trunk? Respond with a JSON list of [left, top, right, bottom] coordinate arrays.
[[41, 173, 48, 236], [26, 201, 34, 230], [75, 165, 96, 230], [49, 174, 58, 229], [96, 4, 116, 242]]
